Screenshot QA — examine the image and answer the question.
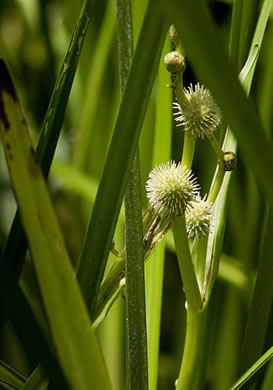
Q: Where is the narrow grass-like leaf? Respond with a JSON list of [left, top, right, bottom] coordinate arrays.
[[0, 361, 26, 390], [238, 208, 273, 379], [229, 0, 243, 70], [73, 0, 116, 169], [76, 0, 168, 316], [200, 0, 270, 303], [0, 275, 67, 389], [124, 153, 148, 390], [21, 366, 48, 390], [262, 359, 273, 390], [0, 61, 111, 390], [145, 35, 171, 390], [1, 0, 93, 278], [238, 3, 273, 375], [203, 48, 258, 301], [243, 0, 273, 86], [160, 0, 273, 205], [230, 346, 273, 390], [238, 0, 261, 69], [116, 0, 148, 388]]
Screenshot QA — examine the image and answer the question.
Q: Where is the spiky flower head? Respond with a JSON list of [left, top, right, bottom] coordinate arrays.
[[173, 83, 221, 139], [185, 196, 212, 238], [146, 161, 199, 218]]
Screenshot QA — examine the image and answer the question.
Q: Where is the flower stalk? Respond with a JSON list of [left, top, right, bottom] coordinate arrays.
[[172, 216, 201, 311], [175, 308, 206, 390]]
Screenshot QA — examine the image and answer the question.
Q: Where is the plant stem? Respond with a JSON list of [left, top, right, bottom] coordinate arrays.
[[181, 133, 196, 168], [93, 257, 125, 322], [208, 162, 225, 203], [172, 216, 201, 311], [174, 56, 196, 169], [192, 236, 208, 290], [175, 308, 206, 390], [172, 217, 204, 389], [208, 134, 224, 161]]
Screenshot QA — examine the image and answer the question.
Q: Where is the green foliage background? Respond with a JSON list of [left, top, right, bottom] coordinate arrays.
[[0, 0, 273, 389]]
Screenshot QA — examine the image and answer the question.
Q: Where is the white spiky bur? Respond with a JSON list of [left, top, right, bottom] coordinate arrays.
[[173, 83, 221, 139], [185, 195, 212, 238], [146, 161, 200, 218]]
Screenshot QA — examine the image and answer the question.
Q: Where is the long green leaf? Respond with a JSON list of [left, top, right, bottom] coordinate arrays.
[[124, 152, 148, 390], [237, 3, 273, 381], [262, 359, 273, 390], [0, 276, 67, 389], [1, 0, 93, 279], [238, 0, 261, 69], [21, 366, 48, 390], [230, 346, 273, 390], [191, 0, 270, 304], [76, 0, 168, 316], [0, 361, 26, 390], [73, 0, 116, 169], [115, 0, 148, 389], [238, 208, 273, 378], [145, 35, 172, 390], [0, 61, 111, 390], [161, 0, 273, 206]]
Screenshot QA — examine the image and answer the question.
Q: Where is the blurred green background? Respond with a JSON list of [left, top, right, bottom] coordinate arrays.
[[0, 1, 273, 389]]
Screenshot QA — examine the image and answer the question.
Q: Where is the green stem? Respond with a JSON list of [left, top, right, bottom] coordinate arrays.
[[175, 308, 206, 390], [93, 257, 125, 322], [176, 81, 196, 168], [172, 216, 201, 311], [181, 133, 196, 168], [208, 133, 224, 161], [175, 38, 196, 169], [192, 236, 208, 290], [208, 162, 225, 203], [175, 73, 187, 105]]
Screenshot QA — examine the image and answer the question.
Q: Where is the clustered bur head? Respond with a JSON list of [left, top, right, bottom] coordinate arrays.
[[146, 161, 199, 218], [185, 196, 212, 238], [173, 83, 221, 139]]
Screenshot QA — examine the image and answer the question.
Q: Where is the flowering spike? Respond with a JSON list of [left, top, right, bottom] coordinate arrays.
[[146, 161, 200, 218], [185, 195, 212, 238], [173, 83, 221, 139]]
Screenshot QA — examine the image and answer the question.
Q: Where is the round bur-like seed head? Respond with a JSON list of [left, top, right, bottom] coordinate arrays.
[[186, 196, 212, 238], [173, 83, 221, 139], [146, 161, 200, 218]]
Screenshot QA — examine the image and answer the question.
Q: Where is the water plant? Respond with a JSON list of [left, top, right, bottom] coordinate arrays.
[[0, 1, 273, 389]]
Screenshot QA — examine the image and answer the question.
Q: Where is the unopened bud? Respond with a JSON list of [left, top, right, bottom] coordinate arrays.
[[223, 151, 237, 171], [164, 51, 185, 74]]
